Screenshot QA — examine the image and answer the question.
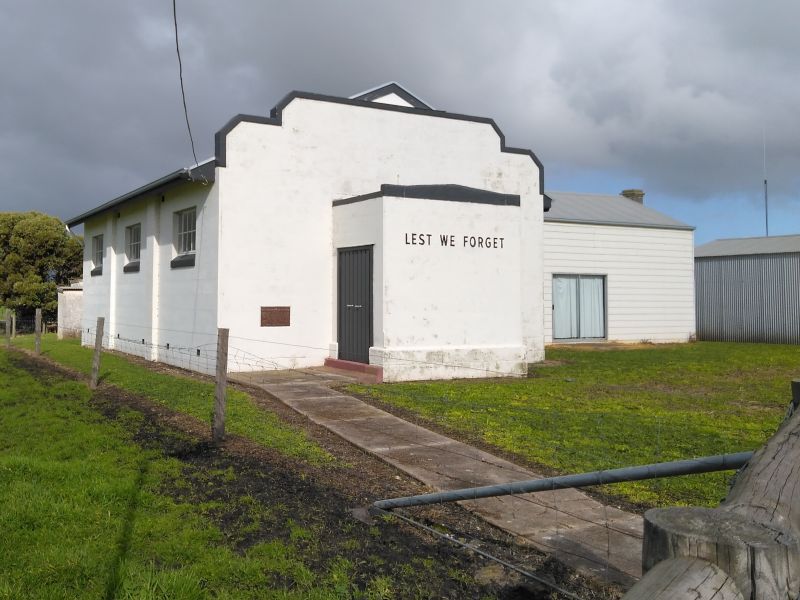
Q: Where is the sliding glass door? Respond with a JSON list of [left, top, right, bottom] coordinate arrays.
[[552, 275, 606, 340]]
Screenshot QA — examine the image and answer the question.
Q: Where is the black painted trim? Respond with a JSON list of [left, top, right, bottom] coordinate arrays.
[[90, 266, 103, 277], [214, 115, 278, 169], [351, 83, 432, 109], [334, 184, 520, 207], [170, 253, 195, 269], [332, 191, 384, 207], [213, 91, 547, 210], [383, 184, 520, 206], [66, 161, 215, 227], [123, 261, 140, 273]]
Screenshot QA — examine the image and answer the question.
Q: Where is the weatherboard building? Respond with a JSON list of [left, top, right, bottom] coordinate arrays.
[[67, 83, 695, 381]]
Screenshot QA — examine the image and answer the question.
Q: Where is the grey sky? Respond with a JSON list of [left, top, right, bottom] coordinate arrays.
[[2, 1, 798, 242]]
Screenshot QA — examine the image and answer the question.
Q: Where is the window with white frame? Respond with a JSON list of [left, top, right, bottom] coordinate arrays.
[[175, 207, 196, 255], [92, 234, 104, 268], [126, 223, 141, 261], [552, 274, 606, 340]]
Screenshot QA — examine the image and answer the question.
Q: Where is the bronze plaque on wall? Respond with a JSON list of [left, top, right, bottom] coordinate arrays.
[[261, 306, 290, 327]]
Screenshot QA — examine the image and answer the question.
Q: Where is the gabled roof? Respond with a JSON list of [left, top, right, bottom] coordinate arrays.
[[695, 234, 800, 257], [543, 191, 693, 231], [66, 160, 215, 227], [349, 82, 433, 110]]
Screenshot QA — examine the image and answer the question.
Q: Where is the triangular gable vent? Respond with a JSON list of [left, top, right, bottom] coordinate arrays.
[[350, 82, 433, 110]]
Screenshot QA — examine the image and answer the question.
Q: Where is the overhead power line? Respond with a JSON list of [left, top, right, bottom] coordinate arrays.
[[172, 0, 201, 170]]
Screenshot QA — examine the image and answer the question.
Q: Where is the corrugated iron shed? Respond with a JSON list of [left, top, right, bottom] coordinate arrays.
[[695, 234, 800, 257], [695, 235, 800, 344]]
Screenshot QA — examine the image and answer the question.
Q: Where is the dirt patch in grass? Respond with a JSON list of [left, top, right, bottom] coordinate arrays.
[[9, 350, 622, 599]]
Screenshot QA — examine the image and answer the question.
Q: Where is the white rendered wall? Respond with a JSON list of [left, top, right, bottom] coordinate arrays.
[[217, 98, 544, 371], [81, 215, 113, 347], [331, 196, 384, 354], [333, 195, 525, 381], [79, 183, 219, 374], [57, 289, 82, 338], [378, 196, 524, 381], [153, 184, 219, 373], [543, 222, 695, 343], [110, 196, 153, 360]]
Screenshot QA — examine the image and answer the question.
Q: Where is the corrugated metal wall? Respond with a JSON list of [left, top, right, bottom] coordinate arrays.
[[695, 252, 800, 343]]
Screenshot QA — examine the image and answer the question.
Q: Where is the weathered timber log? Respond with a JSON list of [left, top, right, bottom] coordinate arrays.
[[642, 507, 798, 599], [624, 385, 800, 600], [624, 557, 743, 600]]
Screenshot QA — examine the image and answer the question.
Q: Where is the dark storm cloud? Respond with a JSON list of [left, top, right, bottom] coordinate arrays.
[[1, 0, 798, 221]]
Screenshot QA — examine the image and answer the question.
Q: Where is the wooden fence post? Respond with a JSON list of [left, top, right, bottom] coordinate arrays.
[[212, 328, 229, 443], [90, 317, 104, 390], [624, 381, 800, 599], [11, 311, 15, 338], [34, 308, 42, 355], [4, 310, 9, 349]]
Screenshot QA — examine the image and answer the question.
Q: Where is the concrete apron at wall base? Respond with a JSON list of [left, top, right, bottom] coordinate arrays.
[[236, 368, 644, 588]]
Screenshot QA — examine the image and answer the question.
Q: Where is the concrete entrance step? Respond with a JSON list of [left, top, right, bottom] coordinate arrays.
[[323, 358, 383, 383], [255, 374, 644, 588]]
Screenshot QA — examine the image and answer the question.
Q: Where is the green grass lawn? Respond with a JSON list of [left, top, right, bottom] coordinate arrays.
[[349, 342, 800, 508], [12, 334, 329, 464], [0, 350, 355, 599]]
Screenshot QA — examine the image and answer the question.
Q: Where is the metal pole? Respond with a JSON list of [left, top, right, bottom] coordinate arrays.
[[373, 452, 753, 511]]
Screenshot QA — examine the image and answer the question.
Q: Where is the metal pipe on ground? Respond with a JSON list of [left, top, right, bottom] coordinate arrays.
[[373, 452, 753, 511]]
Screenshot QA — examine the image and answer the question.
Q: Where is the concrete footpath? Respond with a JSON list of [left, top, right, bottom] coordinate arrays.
[[232, 368, 643, 587]]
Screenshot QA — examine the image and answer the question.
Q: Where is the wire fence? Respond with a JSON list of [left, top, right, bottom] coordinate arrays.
[[2, 316, 756, 597]]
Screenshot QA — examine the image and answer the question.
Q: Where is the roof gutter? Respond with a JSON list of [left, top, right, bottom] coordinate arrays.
[[65, 160, 215, 228]]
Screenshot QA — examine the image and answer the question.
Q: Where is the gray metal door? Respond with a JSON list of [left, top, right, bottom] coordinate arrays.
[[337, 246, 373, 363]]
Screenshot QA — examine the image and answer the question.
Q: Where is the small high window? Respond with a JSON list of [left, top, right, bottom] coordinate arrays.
[[175, 208, 196, 255], [126, 223, 141, 261], [91, 234, 104, 276]]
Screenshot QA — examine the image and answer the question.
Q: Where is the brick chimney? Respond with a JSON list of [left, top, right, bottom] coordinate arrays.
[[621, 189, 645, 204]]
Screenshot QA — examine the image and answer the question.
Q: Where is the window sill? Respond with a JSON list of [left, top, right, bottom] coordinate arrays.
[[170, 253, 195, 269], [90, 266, 103, 277], [123, 261, 140, 273]]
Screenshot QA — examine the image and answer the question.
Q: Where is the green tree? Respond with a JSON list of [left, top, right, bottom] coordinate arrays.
[[0, 212, 83, 320]]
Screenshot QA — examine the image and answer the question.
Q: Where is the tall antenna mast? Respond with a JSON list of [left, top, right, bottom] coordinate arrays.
[[763, 129, 769, 237]]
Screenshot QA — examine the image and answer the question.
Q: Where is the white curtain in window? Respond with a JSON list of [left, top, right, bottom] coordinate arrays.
[[578, 276, 605, 338], [553, 276, 578, 339]]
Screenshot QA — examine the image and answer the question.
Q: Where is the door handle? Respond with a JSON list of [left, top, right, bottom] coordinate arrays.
[[354, 305, 363, 309], [346, 304, 354, 308]]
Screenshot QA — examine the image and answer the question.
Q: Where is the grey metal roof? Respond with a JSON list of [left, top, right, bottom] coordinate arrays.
[[695, 234, 800, 257], [65, 160, 215, 227], [543, 191, 694, 231]]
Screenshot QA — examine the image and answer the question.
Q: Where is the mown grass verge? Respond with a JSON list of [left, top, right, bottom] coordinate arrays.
[[12, 334, 330, 464], [0, 350, 359, 599], [349, 342, 800, 507]]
